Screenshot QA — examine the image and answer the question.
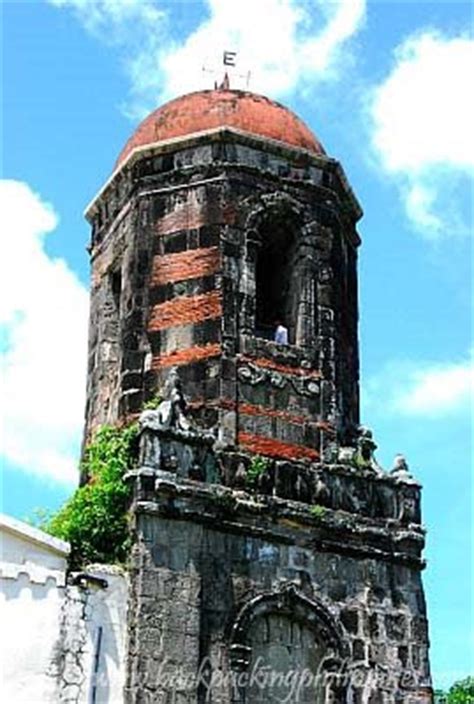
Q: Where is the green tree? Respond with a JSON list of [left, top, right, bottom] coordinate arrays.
[[435, 677, 474, 704], [45, 424, 138, 569], [447, 677, 474, 703]]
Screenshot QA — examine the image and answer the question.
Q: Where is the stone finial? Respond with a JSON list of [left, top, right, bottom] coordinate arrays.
[[140, 367, 191, 433], [137, 367, 217, 477], [233, 463, 247, 488], [390, 454, 415, 481], [353, 426, 383, 473]]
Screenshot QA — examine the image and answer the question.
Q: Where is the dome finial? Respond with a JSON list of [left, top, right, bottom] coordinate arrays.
[[218, 71, 230, 91]]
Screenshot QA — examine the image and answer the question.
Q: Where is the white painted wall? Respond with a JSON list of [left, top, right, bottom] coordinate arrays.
[[60, 568, 129, 703], [0, 514, 128, 703], [1, 513, 70, 703]]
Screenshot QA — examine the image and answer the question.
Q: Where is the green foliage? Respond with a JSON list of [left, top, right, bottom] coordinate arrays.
[[435, 677, 474, 703], [448, 677, 474, 703], [143, 394, 162, 410], [45, 424, 139, 569], [211, 491, 237, 513], [246, 455, 271, 489], [25, 507, 56, 529], [310, 504, 326, 520]]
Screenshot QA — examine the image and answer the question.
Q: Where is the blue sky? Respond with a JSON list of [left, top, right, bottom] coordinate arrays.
[[1, 0, 472, 689]]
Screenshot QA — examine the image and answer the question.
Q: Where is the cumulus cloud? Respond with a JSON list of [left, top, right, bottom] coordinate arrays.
[[49, 0, 164, 37], [369, 31, 474, 237], [0, 180, 88, 485], [48, 0, 366, 117], [364, 354, 474, 418]]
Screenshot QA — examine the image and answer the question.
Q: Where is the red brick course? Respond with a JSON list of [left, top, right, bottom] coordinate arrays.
[[151, 247, 220, 286], [239, 432, 320, 461], [148, 291, 222, 331], [152, 343, 221, 369], [220, 399, 321, 427], [155, 203, 235, 235]]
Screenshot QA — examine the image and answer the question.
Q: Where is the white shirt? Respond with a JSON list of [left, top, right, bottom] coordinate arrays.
[[274, 324, 288, 345]]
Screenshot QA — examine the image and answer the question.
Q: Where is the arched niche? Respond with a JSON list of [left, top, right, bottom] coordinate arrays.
[[241, 193, 319, 348], [228, 585, 349, 704]]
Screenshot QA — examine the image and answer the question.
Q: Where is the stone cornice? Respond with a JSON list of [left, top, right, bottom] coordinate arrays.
[[84, 127, 363, 225], [130, 470, 426, 570]]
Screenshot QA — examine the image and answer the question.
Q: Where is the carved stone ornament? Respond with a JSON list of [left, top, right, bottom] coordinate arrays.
[[236, 363, 266, 386], [353, 426, 382, 473], [237, 362, 320, 397], [390, 454, 416, 483], [139, 367, 191, 433], [332, 426, 383, 474], [138, 367, 216, 479]]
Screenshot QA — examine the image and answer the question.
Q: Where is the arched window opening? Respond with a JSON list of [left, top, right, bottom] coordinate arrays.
[[255, 220, 296, 343]]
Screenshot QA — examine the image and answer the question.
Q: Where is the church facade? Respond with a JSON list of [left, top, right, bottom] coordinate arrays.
[[84, 89, 432, 703]]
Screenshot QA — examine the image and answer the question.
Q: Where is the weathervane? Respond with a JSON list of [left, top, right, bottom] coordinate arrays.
[[202, 51, 251, 90]]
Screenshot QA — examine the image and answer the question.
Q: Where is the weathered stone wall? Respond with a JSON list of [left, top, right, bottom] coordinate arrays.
[[85, 197, 146, 442], [83, 125, 432, 703], [124, 478, 431, 704], [84, 132, 361, 460]]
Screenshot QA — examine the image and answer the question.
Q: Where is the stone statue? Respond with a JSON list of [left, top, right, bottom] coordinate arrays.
[[332, 425, 382, 473], [233, 462, 247, 489], [140, 367, 191, 433], [354, 426, 379, 470], [138, 367, 217, 479], [390, 454, 415, 482]]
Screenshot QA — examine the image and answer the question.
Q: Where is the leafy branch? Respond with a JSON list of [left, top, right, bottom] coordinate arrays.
[[44, 424, 139, 570]]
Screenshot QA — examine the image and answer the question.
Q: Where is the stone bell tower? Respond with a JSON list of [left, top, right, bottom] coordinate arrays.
[[85, 89, 432, 702]]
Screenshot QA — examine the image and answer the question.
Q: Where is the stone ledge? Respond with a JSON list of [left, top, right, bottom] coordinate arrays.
[[130, 471, 426, 570]]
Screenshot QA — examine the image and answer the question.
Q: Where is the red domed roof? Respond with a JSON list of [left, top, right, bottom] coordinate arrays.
[[116, 90, 324, 167]]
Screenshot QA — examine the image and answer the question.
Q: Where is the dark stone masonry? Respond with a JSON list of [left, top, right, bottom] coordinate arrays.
[[84, 89, 432, 702]]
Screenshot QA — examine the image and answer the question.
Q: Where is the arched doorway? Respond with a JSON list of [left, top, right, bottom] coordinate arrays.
[[229, 586, 349, 703]]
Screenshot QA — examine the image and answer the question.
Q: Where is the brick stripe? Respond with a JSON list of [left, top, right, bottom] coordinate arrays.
[[239, 432, 320, 461], [151, 247, 220, 286], [317, 420, 336, 435], [239, 355, 322, 379], [220, 399, 322, 427], [149, 291, 222, 331], [239, 402, 314, 426], [156, 203, 206, 235], [151, 343, 221, 369], [156, 203, 236, 235]]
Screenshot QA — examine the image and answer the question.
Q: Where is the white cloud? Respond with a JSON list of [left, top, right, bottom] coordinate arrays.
[[364, 354, 474, 418], [49, 0, 164, 38], [0, 180, 89, 485], [48, 0, 366, 117], [369, 31, 474, 237], [394, 358, 473, 415]]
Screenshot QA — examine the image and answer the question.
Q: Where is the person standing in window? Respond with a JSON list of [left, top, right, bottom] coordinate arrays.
[[274, 318, 288, 345]]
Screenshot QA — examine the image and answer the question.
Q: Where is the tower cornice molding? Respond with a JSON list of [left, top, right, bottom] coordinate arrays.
[[84, 127, 363, 225]]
